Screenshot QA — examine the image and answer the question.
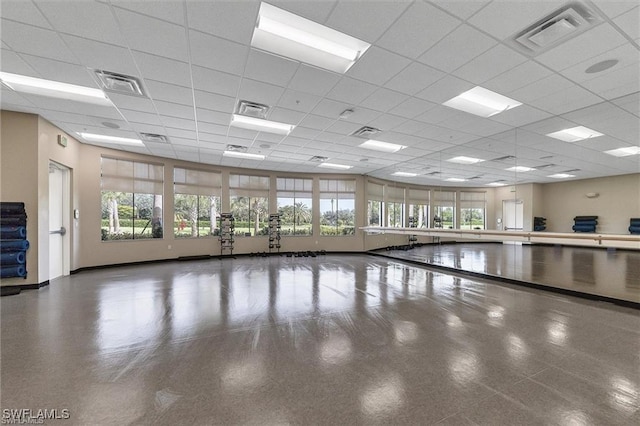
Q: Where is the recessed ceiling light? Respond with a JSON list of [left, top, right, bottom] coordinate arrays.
[[392, 172, 418, 177], [251, 3, 371, 73], [604, 146, 640, 157], [443, 86, 522, 117], [548, 173, 576, 179], [318, 162, 352, 170], [447, 156, 484, 165], [1, 72, 111, 105], [230, 114, 294, 135], [223, 151, 266, 160], [101, 121, 120, 129], [359, 139, 406, 153], [546, 126, 604, 142], [506, 166, 536, 172], [77, 132, 143, 146], [446, 178, 467, 182], [486, 182, 507, 186], [585, 59, 618, 74]]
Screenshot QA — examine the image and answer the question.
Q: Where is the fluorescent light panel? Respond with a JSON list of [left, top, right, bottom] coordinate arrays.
[[546, 126, 604, 142], [446, 178, 467, 182], [359, 140, 406, 153], [77, 132, 143, 146], [604, 146, 640, 157], [318, 162, 352, 170], [548, 173, 576, 179], [486, 182, 507, 186], [506, 166, 536, 172], [0, 72, 111, 105], [223, 151, 266, 160], [251, 3, 370, 73], [230, 114, 294, 135], [443, 86, 522, 117], [392, 172, 417, 177], [447, 156, 484, 164]]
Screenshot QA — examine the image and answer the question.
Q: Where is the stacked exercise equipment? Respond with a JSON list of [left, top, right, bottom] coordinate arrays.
[[572, 216, 597, 233], [268, 213, 281, 253], [534, 217, 546, 231], [219, 213, 235, 255], [0, 202, 29, 278], [629, 218, 640, 235], [408, 216, 418, 248]]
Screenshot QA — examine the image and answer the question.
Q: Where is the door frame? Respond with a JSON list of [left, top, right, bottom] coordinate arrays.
[[49, 161, 71, 278]]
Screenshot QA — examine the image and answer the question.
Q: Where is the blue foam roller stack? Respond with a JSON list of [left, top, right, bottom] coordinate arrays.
[[0, 251, 26, 265], [0, 265, 26, 278], [0, 226, 26, 239], [0, 240, 30, 251]]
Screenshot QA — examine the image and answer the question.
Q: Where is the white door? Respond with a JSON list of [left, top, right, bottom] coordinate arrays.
[[49, 163, 70, 280], [503, 199, 524, 231]]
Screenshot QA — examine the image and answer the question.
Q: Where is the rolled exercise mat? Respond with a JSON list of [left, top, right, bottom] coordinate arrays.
[[0, 226, 26, 239], [0, 215, 27, 226], [0, 251, 26, 265], [0, 240, 30, 251], [0, 265, 26, 278], [0, 202, 25, 215]]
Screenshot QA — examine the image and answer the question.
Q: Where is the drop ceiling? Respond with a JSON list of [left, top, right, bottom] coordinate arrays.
[[1, 0, 638, 187]]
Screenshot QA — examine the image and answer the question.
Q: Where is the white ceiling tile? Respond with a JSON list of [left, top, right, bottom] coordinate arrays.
[[414, 104, 461, 125], [119, 109, 163, 126], [3, 0, 52, 28], [385, 62, 445, 95], [580, 63, 640, 100], [535, 23, 629, 72], [326, 1, 410, 43], [312, 98, 352, 119], [326, 120, 363, 136], [483, 60, 553, 95], [560, 44, 639, 84], [0, 88, 36, 108], [288, 64, 341, 96], [107, 93, 156, 112], [468, 0, 565, 40], [277, 90, 321, 114], [488, 105, 552, 128], [327, 77, 377, 105], [161, 116, 196, 131], [612, 92, 639, 117], [344, 107, 381, 125], [133, 52, 191, 87], [268, 107, 306, 124], [0, 49, 38, 76], [298, 114, 335, 131], [1, 19, 76, 63], [238, 78, 285, 106], [198, 122, 228, 136], [429, 0, 491, 20], [155, 101, 194, 120], [146, 80, 194, 106], [112, 0, 185, 25], [189, 30, 248, 75], [510, 74, 573, 104], [389, 98, 437, 119], [438, 113, 513, 137], [360, 88, 409, 112], [196, 108, 230, 125], [166, 128, 197, 140], [191, 66, 241, 98], [529, 85, 604, 115], [377, 1, 461, 59], [61, 35, 139, 76], [369, 113, 406, 131], [37, 1, 126, 45], [194, 90, 235, 114], [244, 49, 299, 87], [419, 24, 497, 73], [115, 8, 189, 62], [594, 1, 639, 19], [613, 6, 640, 40], [129, 123, 166, 136], [415, 75, 475, 104], [187, 0, 259, 44], [228, 127, 258, 140], [347, 47, 411, 86], [20, 54, 97, 87], [453, 44, 527, 84], [391, 119, 429, 136], [289, 126, 321, 140]]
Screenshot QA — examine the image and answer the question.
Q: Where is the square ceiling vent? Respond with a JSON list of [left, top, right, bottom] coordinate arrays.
[[350, 126, 381, 138], [140, 133, 168, 143], [237, 100, 269, 119], [509, 2, 601, 56], [226, 144, 248, 152], [95, 70, 146, 97]]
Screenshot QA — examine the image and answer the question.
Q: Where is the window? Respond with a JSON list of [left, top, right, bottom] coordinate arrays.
[[408, 188, 429, 228], [460, 191, 486, 230], [433, 190, 455, 229], [101, 157, 163, 240], [386, 186, 405, 227], [174, 168, 221, 238], [277, 178, 313, 236], [319, 179, 356, 236], [229, 174, 269, 236], [367, 181, 384, 227]]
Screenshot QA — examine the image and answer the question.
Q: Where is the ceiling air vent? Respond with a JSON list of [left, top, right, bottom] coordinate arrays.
[[95, 70, 146, 97], [562, 168, 581, 173], [140, 133, 168, 143], [351, 126, 381, 138], [492, 155, 517, 162], [536, 163, 557, 169], [237, 100, 269, 119], [425, 171, 441, 176], [310, 156, 329, 162], [226, 144, 248, 152], [510, 2, 601, 56]]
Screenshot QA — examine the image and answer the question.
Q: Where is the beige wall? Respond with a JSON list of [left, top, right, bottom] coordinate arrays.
[[541, 174, 640, 234]]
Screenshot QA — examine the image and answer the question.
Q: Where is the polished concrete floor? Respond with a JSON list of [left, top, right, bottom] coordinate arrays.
[[1, 254, 639, 425], [379, 243, 640, 304]]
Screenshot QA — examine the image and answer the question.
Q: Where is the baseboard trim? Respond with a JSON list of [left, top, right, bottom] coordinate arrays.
[[1, 279, 49, 294]]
